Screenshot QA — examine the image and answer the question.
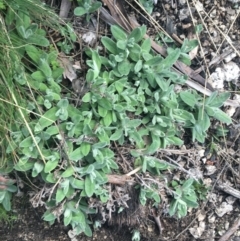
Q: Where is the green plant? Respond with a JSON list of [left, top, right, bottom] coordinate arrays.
[[57, 23, 76, 54], [74, 0, 102, 22], [169, 179, 207, 218], [138, 0, 155, 14], [0, 4, 228, 235], [0, 204, 17, 226], [0, 179, 17, 211]]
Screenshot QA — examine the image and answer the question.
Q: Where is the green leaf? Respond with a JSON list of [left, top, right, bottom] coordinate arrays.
[[141, 38, 151, 53], [74, 7, 87, 16], [6, 185, 17, 193], [182, 179, 194, 190], [155, 76, 170, 91], [169, 199, 178, 216], [70, 178, 84, 189], [92, 51, 101, 78], [34, 107, 58, 132], [110, 129, 123, 141], [101, 37, 118, 54], [198, 109, 210, 132], [19, 136, 33, 148], [173, 109, 196, 124], [14, 161, 34, 171], [179, 53, 191, 66], [44, 160, 58, 173], [142, 157, 147, 173], [45, 173, 57, 183], [129, 43, 141, 61], [84, 223, 93, 237], [103, 111, 112, 126], [89, 1, 102, 12], [205, 106, 232, 124], [27, 35, 49, 47], [181, 39, 198, 53], [56, 188, 65, 203], [128, 26, 146, 42], [183, 197, 198, 208], [206, 92, 231, 108], [167, 136, 183, 146], [61, 166, 74, 178], [86, 69, 95, 82], [5, 7, 15, 26], [180, 91, 197, 108], [45, 126, 59, 136], [98, 98, 112, 110], [134, 60, 143, 72], [98, 105, 108, 117], [69, 147, 84, 161], [32, 162, 44, 177], [117, 60, 131, 76], [85, 175, 95, 197], [43, 211, 56, 222], [25, 45, 41, 63], [80, 142, 91, 156], [115, 78, 127, 93], [145, 56, 163, 66], [146, 134, 161, 154], [82, 92, 91, 102], [111, 25, 127, 40], [64, 210, 72, 226], [157, 48, 181, 71], [126, 119, 142, 128], [2, 192, 11, 211], [57, 99, 69, 109]]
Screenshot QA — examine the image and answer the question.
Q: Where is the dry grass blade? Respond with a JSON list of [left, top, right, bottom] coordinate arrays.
[[101, 0, 132, 31]]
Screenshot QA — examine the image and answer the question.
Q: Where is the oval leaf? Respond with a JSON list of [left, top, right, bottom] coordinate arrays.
[[85, 175, 95, 197]]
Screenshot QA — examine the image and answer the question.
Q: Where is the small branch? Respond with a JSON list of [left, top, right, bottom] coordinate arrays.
[[152, 208, 163, 235], [217, 181, 240, 199], [107, 166, 141, 185], [126, 166, 142, 176], [218, 216, 240, 241]]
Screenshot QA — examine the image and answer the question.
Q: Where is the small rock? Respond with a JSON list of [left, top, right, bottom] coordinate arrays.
[[179, 8, 189, 21], [227, 0, 239, 4], [195, 1, 204, 11], [215, 202, 233, 217], [198, 211, 206, 222], [189, 221, 205, 238], [208, 68, 225, 89], [226, 196, 237, 204], [225, 221, 230, 230], [179, 0, 186, 5], [82, 31, 97, 46], [205, 165, 217, 175], [223, 61, 240, 82], [210, 9, 217, 18], [208, 214, 216, 223], [218, 229, 226, 236], [198, 149, 205, 157], [226, 106, 237, 117]]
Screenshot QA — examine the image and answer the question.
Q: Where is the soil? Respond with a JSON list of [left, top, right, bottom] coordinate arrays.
[[1, 0, 240, 240]]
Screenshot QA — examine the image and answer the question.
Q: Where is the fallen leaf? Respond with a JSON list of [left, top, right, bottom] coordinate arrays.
[[58, 52, 77, 82]]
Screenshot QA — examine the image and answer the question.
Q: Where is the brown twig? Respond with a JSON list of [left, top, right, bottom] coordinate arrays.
[[107, 166, 141, 185], [152, 208, 163, 235], [218, 216, 240, 241]]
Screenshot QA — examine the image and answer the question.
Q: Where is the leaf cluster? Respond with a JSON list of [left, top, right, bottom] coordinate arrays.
[[169, 179, 207, 218], [74, 0, 102, 22], [0, 8, 230, 236]]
